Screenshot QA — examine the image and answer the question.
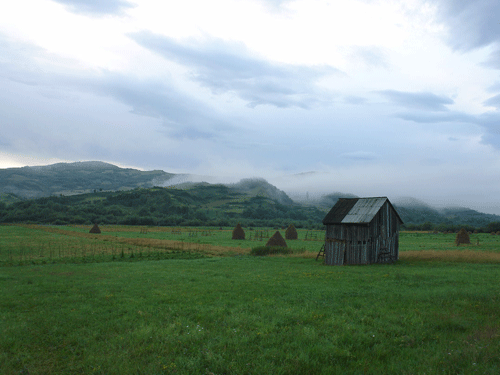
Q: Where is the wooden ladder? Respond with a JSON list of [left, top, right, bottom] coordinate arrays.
[[316, 244, 325, 261]]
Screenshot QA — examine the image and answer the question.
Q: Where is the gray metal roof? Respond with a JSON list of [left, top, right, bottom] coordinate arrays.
[[322, 197, 403, 225], [341, 197, 387, 223]]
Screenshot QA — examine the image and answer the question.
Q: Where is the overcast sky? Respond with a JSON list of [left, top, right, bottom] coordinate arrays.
[[1, 0, 500, 213]]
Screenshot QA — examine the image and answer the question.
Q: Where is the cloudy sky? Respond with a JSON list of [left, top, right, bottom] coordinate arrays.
[[1, 0, 500, 213]]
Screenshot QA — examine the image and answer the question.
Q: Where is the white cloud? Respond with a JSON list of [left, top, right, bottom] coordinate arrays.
[[1, 0, 500, 212], [129, 31, 340, 108], [51, 0, 135, 16]]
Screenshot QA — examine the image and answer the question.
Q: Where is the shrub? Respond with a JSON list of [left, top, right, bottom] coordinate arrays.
[[250, 246, 293, 256]]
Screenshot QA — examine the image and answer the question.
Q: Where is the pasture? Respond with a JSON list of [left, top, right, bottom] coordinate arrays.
[[1, 224, 500, 374]]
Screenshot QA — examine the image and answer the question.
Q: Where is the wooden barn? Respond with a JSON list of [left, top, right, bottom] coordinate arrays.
[[322, 197, 403, 265]]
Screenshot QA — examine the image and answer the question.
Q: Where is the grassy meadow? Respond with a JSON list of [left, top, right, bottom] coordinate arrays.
[[1, 224, 500, 374]]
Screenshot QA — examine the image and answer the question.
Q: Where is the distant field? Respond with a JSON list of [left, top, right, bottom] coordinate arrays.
[[1, 224, 500, 374], [1, 224, 499, 265], [0, 225, 326, 265]]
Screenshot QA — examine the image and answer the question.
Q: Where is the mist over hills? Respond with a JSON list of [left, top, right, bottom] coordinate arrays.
[[1, 161, 499, 228], [0, 162, 294, 206], [229, 178, 294, 206]]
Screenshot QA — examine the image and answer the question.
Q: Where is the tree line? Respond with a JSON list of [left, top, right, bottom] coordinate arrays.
[[0, 186, 326, 229], [2, 185, 500, 231]]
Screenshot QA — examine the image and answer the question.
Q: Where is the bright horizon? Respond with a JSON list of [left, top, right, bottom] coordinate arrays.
[[2, 0, 500, 214]]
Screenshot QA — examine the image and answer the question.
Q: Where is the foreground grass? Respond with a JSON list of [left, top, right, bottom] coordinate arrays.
[[1, 256, 500, 374], [2, 225, 500, 374]]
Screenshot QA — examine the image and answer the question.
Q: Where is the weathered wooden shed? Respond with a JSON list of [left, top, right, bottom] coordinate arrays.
[[322, 197, 403, 265]]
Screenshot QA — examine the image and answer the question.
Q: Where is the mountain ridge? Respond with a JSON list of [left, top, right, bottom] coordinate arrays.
[[1, 161, 500, 228]]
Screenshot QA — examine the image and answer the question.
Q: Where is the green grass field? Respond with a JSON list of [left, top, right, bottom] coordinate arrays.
[[1, 224, 500, 374]]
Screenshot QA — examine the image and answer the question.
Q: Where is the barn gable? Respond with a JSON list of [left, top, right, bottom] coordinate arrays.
[[322, 197, 403, 265]]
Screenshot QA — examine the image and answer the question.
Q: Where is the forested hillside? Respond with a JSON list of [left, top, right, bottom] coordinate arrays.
[[394, 205, 500, 231], [0, 185, 325, 228]]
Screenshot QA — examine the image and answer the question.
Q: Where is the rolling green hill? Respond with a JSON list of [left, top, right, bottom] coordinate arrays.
[[0, 161, 175, 199]]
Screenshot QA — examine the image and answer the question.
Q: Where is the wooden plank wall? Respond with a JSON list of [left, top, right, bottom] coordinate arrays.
[[324, 240, 345, 265]]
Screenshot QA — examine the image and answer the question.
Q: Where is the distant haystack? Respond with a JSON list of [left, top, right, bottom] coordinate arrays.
[[232, 223, 245, 240], [266, 231, 287, 248], [455, 228, 470, 246], [285, 224, 298, 240], [89, 223, 101, 234]]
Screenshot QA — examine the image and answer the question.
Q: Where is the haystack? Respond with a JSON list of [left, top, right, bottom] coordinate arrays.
[[89, 223, 101, 234], [266, 231, 287, 248], [232, 223, 245, 240], [285, 224, 298, 240], [455, 228, 470, 246]]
